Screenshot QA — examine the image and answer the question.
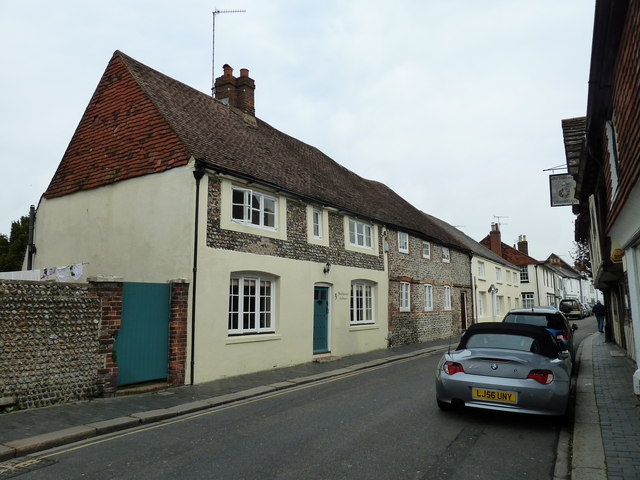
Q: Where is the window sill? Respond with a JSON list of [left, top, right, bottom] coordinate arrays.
[[349, 323, 378, 332], [226, 333, 281, 345]]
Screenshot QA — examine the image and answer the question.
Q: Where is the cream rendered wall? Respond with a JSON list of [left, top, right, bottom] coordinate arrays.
[[472, 256, 521, 322], [31, 163, 196, 282], [192, 248, 388, 383]]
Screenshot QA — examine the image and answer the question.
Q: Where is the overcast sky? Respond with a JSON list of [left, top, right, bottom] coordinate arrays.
[[1, 0, 595, 262]]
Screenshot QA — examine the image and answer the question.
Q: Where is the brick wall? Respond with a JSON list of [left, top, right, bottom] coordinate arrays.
[[168, 280, 189, 385], [387, 230, 472, 345], [0, 278, 189, 410]]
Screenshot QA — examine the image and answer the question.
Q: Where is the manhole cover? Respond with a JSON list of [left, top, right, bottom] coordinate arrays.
[[0, 456, 57, 479]]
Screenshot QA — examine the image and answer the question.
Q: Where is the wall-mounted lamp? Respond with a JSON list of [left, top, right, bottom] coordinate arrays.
[[323, 262, 331, 274]]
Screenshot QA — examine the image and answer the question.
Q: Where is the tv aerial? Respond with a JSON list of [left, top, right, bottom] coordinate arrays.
[[211, 8, 246, 96]]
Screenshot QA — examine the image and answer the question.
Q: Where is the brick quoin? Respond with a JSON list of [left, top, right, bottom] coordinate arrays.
[[168, 280, 190, 385], [88, 280, 123, 396]]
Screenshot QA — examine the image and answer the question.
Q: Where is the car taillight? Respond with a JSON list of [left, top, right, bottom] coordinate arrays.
[[443, 361, 465, 375], [527, 369, 554, 384], [557, 332, 570, 342]]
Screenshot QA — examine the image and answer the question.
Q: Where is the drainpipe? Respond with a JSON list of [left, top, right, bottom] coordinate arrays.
[[27, 205, 36, 270], [469, 253, 475, 325], [534, 265, 541, 305], [190, 162, 206, 385]]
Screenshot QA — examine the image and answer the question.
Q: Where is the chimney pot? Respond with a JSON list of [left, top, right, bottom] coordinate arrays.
[[222, 64, 233, 76], [240, 68, 249, 77]]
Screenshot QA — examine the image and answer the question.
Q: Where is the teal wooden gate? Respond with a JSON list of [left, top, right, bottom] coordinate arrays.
[[115, 282, 170, 386], [313, 286, 329, 353]]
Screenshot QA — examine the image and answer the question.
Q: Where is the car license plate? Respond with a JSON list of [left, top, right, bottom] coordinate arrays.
[[472, 388, 517, 404]]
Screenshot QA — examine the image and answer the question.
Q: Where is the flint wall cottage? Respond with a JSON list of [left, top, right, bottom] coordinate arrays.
[[29, 51, 470, 386]]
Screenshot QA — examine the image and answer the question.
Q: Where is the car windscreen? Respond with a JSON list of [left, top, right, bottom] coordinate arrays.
[[458, 323, 559, 358], [465, 333, 537, 353], [504, 314, 547, 327], [504, 313, 567, 331]]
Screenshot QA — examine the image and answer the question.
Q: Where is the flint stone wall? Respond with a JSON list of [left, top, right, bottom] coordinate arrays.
[[0, 280, 102, 409]]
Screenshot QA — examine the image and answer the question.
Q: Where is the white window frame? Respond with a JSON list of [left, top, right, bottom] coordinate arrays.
[[349, 219, 373, 249], [477, 261, 485, 278], [496, 267, 502, 283], [400, 282, 410, 311], [522, 292, 535, 309], [444, 286, 452, 310], [422, 241, 431, 259], [442, 247, 450, 263], [520, 265, 529, 283], [228, 274, 275, 335], [424, 284, 434, 311], [351, 281, 375, 324], [232, 186, 277, 230], [478, 293, 485, 316], [312, 208, 323, 239], [606, 118, 620, 202], [398, 232, 409, 253]]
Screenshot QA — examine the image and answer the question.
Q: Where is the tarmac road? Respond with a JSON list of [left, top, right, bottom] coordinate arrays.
[[9, 352, 563, 480]]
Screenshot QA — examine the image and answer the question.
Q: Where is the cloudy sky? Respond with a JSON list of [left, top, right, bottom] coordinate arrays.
[[1, 0, 595, 262]]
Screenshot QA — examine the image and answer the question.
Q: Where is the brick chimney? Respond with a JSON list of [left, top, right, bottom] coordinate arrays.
[[214, 64, 256, 116], [517, 235, 529, 255], [489, 223, 502, 256]]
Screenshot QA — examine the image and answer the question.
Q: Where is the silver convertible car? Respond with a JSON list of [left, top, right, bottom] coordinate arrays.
[[435, 322, 572, 416]]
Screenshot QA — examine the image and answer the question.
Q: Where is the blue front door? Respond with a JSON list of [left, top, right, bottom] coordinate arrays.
[[313, 286, 329, 354], [115, 282, 170, 386]]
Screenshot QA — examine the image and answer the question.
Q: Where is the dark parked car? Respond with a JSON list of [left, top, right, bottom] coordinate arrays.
[[435, 322, 572, 416], [559, 299, 584, 319], [503, 307, 577, 361]]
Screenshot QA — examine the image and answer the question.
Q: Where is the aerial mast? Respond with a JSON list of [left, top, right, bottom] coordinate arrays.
[[212, 8, 246, 96]]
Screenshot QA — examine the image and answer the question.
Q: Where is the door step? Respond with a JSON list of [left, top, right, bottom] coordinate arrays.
[[313, 355, 341, 363], [116, 381, 171, 396]]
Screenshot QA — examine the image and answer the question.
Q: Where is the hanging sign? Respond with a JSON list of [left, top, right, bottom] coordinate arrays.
[[549, 173, 579, 207]]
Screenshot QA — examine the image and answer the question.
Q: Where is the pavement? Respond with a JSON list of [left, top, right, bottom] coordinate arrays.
[[1, 326, 639, 479]]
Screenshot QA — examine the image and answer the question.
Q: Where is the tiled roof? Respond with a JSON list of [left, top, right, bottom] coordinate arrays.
[[561, 117, 586, 175], [425, 214, 517, 269], [45, 51, 467, 251], [44, 54, 191, 198], [478, 236, 540, 266]]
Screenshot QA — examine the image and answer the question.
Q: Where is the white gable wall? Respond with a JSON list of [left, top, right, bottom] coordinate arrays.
[[30, 163, 196, 282]]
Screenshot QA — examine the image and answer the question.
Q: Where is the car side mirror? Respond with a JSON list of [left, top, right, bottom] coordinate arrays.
[[572, 324, 578, 331]]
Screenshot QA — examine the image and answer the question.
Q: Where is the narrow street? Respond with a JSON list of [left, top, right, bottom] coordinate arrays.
[[9, 324, 599, 480]]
